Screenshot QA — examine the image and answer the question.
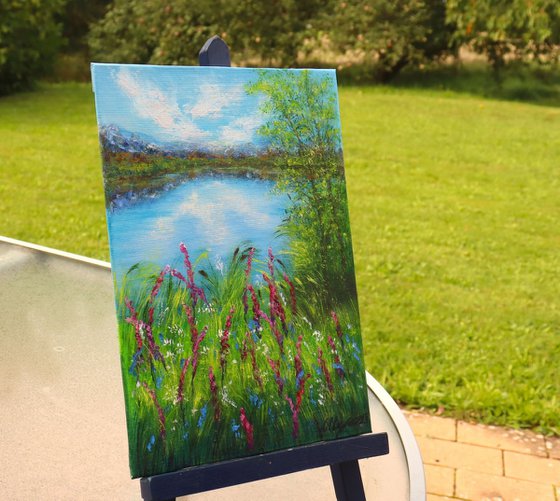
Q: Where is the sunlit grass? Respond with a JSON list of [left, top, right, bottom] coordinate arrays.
[[341, 85, 560, 434], [1, 79, 558, 433]]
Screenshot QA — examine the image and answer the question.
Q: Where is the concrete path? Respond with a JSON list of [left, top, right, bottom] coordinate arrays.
[[403, 411, 560, 501]]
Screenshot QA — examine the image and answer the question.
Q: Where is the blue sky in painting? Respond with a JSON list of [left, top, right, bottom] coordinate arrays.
[[91, 64, 339, 150], [92, 64, 264, 147], [92, 65, 266, 148]]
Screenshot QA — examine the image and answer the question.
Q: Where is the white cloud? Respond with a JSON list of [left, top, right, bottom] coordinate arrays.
[[218, 116, 263, 145], [189, 83, 244, 119], [149, 183, 273, 247], [115, 68, 208, 141]]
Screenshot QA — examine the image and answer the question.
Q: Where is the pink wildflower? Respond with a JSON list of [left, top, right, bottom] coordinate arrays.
[[191, 326, 208, 382], [294, 335, 303, 383], [209, 366, 220, 421], [285, 373, 309, 440], [124, 298, 163, 365], [176, 357, 192, 403], [150, 265, 171, 301], [283, 272, 297, 315], [318, 347, 334, 393], [179, 242, 207, 306], [182, 303, 199, 347], [263, 272, 287, 334], [220, 307, 234, 376], [245, 247, 255, 278], [247, 284, 262, 324], [250, 347, 263, 389], [267, 357, 284, 396], [240, 408, 254, 450], [328, 335, 344, 379], [267, 247, 275, 277], [124, 298, 143, 350], [171, 268, 187, 283], [179, 242, 195, 285], [241, 331, 249, 361], [331, 310, 344, 343]]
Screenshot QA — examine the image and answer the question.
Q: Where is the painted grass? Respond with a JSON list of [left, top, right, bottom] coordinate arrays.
[[1, 80, 558, 434], [118, 244, 369, 477]]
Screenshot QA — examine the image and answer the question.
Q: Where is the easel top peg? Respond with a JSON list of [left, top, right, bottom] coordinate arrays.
[[198, 36, 231, 67]]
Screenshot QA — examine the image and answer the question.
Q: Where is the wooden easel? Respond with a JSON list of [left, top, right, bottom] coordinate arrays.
[[139, 37, 390, 501]]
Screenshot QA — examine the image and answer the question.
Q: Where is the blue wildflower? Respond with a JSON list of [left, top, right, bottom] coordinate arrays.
[[128, 349, 142, 376], [248, 391, 262, 408], [248, 319, 259, 331], [296, 369, 305, 389], [231, 420, 241, 438], [147, 434, 155, 452], [309, 388, 317, 406], [197, 404, 208, 428]]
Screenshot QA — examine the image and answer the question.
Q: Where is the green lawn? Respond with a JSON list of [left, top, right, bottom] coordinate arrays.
[[1, 81, 558, 434]]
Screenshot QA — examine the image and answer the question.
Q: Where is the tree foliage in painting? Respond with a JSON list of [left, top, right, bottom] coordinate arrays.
[[247, 70, 357, 313]]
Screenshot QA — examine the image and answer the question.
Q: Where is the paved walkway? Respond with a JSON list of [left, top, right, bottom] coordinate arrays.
[[403, 411, 560, 501]]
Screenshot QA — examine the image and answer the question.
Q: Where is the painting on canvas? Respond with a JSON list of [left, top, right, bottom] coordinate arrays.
[[91, 64, 371, 478]]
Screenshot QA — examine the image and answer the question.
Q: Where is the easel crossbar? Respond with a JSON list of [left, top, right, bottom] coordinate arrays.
[[140, 432, 389, 501]]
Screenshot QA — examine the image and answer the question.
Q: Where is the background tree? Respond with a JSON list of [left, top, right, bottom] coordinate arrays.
[[59, 0, 111, 54], [322, 0, 457, 81], [88, 0, 324, 67], [447, 0, 560, 72], [88, 1, 217, 65], [0, 0, 65, 95], [220, 0, 324, 66], [247, 70, 357, 312]]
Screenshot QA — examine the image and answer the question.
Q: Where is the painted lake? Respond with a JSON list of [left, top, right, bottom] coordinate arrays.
[[106, 175, 290, 283]]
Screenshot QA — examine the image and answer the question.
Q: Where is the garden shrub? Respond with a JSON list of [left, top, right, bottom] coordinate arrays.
[[0, 0, 64, 94]]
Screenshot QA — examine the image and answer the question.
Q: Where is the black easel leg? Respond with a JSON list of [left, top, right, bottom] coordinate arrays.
[[330, 460, 366, 501]]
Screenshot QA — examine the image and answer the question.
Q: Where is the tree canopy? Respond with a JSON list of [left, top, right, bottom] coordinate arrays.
[[3, 0, 560, 94], [0, 0, 64, 95], [447, 0, 560, 70]]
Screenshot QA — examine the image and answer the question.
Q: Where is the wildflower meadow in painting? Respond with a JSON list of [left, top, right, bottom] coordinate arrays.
[[92, 64, 371, 478]]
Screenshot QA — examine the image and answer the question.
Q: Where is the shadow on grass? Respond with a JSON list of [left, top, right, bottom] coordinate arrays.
[[338, 62, 560, 108]]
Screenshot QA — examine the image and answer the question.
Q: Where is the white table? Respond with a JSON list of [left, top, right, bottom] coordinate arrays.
[[0, 237, 425, 500]]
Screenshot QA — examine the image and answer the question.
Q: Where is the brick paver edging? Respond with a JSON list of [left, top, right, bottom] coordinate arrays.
[[403, 410, 560, 501]]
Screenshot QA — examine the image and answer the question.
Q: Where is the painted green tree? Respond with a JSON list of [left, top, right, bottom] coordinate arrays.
[[247, 70, 357, 314]]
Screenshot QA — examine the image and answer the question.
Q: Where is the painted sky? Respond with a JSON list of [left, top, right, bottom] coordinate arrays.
[[92, 64, 269, 148]]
